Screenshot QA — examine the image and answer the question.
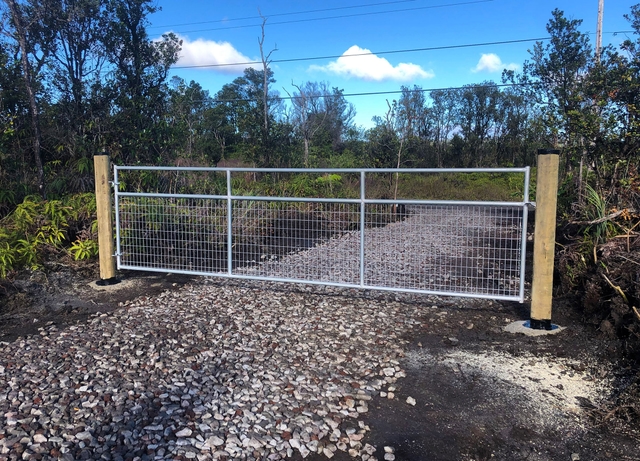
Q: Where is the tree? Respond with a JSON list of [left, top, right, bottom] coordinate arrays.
[[2, 0, 50, 196], [202, 104, 237, 163], [456, 82, 501, 167], [494, 86, 541, 166], [321, 86, 355, 151], [602, 4, 640, 161], [366, 115, 399, 170], [572, 4, 640, 192], [214, 67, 283, 167], [167, 77, 211, 159], [45, 0, 108, 163], [429, 88, 459, 167], [289, 81, 355, 166], [289, 81, 327, 167], [0, 43, 26, 197], [368, 86, 434, 170], [258, 14, 275, 141], [518, 9, 592, 155], [257, 13, 279, 167], [101, 0, 181, 163], [394, 85, 429, 140]]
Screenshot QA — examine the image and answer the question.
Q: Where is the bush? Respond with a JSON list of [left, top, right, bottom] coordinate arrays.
[[0, 193, 98, 277]]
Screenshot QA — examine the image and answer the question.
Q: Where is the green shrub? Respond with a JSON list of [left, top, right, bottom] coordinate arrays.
[[0, 193, 98, 277], [584, 184, 614, 244], [69, 236, 99, 260]]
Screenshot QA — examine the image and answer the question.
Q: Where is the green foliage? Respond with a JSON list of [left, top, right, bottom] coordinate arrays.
[[0, 189, 16, 208], [1, 2, 639, 244], [16, 236, 40, 270], [393, 172, 525, 201], [69, 237, 99, 261], [0, 239, 16, 278], [584, 184, 614, 243], [316, 173, 342, 191], [329, 150, 365, 168], [0, 193, 98, 277]]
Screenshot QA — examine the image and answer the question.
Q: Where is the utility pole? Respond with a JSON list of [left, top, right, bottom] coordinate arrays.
[[595, 0, 604, 63]]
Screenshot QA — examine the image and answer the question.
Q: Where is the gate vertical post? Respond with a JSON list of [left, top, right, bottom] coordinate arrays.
[[94, 153, 117, 284], [359, 171, 366, 287], [227, 169, 233, 275], [530, 150, 560, 329]]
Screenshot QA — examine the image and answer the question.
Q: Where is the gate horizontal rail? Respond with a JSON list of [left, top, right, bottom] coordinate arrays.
[[114, 167, 530, 302], [117, 191, 525, 208]]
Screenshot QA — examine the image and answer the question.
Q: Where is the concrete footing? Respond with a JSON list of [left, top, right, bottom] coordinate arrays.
[[504, 320, 565, 337]]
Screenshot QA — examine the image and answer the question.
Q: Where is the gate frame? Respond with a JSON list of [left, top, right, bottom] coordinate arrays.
[[104, 165, 532, 303]]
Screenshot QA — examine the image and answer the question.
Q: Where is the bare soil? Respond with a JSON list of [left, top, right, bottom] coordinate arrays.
[[1, 262, 639, 461]]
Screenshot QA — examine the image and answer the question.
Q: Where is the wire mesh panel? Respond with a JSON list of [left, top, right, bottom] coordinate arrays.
[[233, 201, 361, 284], [363, 204, 524, 298], [114, 166, 530, 301], [118, 196, 228, 274]]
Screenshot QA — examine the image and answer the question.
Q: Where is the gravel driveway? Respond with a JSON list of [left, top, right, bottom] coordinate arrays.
[[0, 279, 431, 461], [3, 206, 632, 461]]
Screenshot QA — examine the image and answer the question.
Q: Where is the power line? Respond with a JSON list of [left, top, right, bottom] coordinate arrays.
[[168, 82, 528, 106], [168, 0, 493, 35], [303, 82, 527, 100], [149, 0, 422, 29], [172, 37, 549, 70], [172, 30, 633, 70], [207, 83, 528, 105]]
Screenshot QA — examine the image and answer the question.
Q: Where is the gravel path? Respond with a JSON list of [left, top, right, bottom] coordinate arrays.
[[0, 280, 434, 461]]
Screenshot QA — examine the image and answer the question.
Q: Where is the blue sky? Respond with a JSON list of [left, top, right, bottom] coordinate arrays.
[[148, 0, 637, 129]]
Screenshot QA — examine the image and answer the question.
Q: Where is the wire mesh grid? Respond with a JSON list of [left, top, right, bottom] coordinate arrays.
[[363, 204, 523, 298], [232, 201, 361, 284], [118, 196, 228, 273], [114, 167, 529, 301]]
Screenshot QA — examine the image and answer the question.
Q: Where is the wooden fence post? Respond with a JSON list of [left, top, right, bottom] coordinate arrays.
[[94, 153, 118, 284], [530, 149, 560, 329]]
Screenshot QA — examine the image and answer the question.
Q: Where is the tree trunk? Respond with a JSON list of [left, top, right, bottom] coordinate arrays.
[[393, 137, 404, 208], [303, 137, 310, 168], [578, 155, 584, 206], [5, 0, 46, 197], [258, 14, 277, 167], [259, 16, 270, 165]]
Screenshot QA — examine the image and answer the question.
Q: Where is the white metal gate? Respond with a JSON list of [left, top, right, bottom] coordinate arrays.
[[114, 167, 530, 302]]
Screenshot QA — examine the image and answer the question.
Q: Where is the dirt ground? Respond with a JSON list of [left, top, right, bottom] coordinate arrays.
[[1, 263, 639, 461]]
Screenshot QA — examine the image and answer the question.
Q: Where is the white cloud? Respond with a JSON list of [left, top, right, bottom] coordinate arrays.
[[309, 45, 434, 82], [173, 34, 256, 73], [472, 53, 519, 73]]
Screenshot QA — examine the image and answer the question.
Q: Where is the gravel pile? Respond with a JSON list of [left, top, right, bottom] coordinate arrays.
[[0, 280, 435, 461]]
